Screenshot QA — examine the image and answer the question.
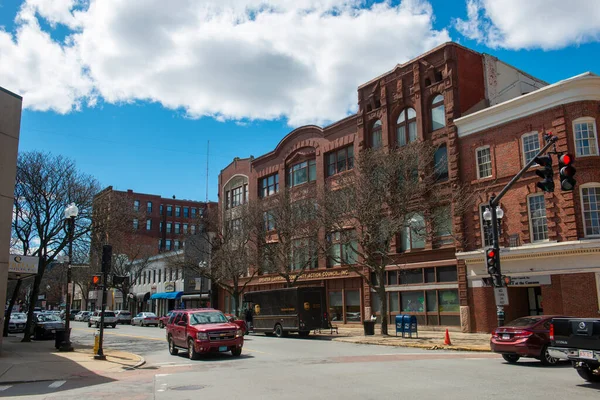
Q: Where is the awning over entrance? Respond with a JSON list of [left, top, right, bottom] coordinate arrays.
[[136, 292, 150, 302], [150, 291, 183, 300], [181, 293, 210, 301]]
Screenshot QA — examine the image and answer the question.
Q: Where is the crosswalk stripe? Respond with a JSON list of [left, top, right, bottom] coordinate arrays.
[[49, 380, 66, 388], [0, 385, 12, 391]]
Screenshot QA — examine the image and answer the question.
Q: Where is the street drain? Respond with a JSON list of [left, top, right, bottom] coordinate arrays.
[[169, 385, 206, 391]]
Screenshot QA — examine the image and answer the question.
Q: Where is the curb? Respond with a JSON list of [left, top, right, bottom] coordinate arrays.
[[127, 356, 146, 370], [331, 337, 491, 352]]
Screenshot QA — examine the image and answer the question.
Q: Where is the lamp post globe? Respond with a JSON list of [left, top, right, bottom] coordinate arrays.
[[483, 208, 492, 222], [496, 206, 504, 219]]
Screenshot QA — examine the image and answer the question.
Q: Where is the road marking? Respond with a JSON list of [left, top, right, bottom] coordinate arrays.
[[48, 381, 66, 388], [244, 348, 266, 354], [72, 327, 165, 341], [0, 385, 12, 391]]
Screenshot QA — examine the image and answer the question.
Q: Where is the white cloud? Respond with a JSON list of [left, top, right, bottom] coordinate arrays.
[[455, 0, 600, 50], [0, 0, 450, 125]]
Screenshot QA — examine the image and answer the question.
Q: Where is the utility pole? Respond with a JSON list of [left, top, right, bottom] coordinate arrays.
[[95, 244, 112, 360], [487, 134, 557, 328]]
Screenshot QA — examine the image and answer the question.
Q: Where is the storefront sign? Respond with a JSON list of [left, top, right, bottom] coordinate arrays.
[[9, 255, 39, 274], [508, 275, 551, 286], [165, 282, 175, 292], [257, 269, 350, 283]]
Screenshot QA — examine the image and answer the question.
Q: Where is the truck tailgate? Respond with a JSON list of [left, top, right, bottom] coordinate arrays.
[[553, 318, 600, 350]]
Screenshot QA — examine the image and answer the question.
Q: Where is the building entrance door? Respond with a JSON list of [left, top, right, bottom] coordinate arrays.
[[527, 287, 543, 315]]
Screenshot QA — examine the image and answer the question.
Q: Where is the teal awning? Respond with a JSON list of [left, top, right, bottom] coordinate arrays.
[[150, 291, 183, 300]]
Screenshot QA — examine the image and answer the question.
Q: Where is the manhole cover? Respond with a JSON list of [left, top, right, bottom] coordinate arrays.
[[169, 385, 206, 391]]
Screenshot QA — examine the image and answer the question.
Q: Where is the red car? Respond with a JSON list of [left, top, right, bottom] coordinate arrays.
[[159, 311, 175, 329], [224, 314, 248, 335], [491, 315, 567, 365], [166, 308, 243, 359]]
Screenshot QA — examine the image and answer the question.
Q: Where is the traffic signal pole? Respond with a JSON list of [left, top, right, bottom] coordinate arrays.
[[488, 134, 557, 328], [95, 245, 112, 361]]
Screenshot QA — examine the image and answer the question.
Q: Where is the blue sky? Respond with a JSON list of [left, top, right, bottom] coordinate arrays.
[[1, 0, 599, 202]]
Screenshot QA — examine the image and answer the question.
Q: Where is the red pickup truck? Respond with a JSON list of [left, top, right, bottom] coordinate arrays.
[[166, 308, 244, 359]]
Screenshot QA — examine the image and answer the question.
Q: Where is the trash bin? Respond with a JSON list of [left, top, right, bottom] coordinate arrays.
[[395, 315, 404, 337], [363, 320, 375, 336], [54, 329, 66, 349]]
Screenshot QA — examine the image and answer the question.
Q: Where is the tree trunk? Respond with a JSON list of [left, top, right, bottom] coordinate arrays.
[[3, 280, 22, 337], [377, 269, 388, 335], [22, 272, 43, 342], [232, 290, 240, 317]]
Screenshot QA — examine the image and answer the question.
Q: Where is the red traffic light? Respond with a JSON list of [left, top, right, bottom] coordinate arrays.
[[92, 275, 101, 285], [560, 154, 573, 166], [487, 249, 496, 258]]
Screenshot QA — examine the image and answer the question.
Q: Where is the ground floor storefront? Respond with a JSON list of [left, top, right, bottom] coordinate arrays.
[[459, 240, 600, 333]]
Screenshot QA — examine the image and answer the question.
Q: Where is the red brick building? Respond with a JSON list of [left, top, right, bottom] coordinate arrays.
[[218, 42, 550, 331], [455, 72, 600, 332], [93, 186, 217, 257]]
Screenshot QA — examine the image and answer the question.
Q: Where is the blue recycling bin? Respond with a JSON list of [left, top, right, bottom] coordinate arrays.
[[402, 315, 418, 338], [395, 315, 404, 336]]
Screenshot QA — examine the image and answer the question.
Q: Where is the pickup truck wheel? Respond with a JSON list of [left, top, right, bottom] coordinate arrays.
[[502, 354, 520, 364], [231, 347, 242, 357], [87, 322, 91, 328], [168, 335, 178, 356], [111, 324, 117, 329], [540, 345, 559, 366], [274, 324, 284, 338], [188, 339, 200, 360], [576, 365, 600, 383]]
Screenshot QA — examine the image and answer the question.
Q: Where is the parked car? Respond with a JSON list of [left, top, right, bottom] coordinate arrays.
[[75, 311, 91, 322], [159, 311, 175, 329], [224, 314, 248, 335], [88, 311, 118, 328], [68, 309, 80, 320], [549, 317, 600, 383], [165, 308, 243, 359], [32, 313, 65, 340], [8, 312, 27, 333], [115, 310, 132, 324], [132, 312, 159, 327], [490, 315, 567, 365]]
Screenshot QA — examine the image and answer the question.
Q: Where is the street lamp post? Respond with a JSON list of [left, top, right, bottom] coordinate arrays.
[[483, 199, 505, 327], [60, 202, 78, 352]]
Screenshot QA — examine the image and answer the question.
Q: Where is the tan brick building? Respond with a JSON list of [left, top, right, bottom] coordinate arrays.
[[218, 42, 550, 331], [455, 72, 600, 332]]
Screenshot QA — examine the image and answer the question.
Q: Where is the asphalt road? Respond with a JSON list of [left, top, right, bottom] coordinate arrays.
[[3, 321, 599, 399]]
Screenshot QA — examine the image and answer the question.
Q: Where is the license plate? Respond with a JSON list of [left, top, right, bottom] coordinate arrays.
[[51, 330, 56, 333], [502, 334, 510, 340], [579, 350, 594, 359], [218, 346, 228, 352]]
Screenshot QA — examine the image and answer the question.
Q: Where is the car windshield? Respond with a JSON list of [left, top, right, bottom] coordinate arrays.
[[190, 311, 228, 325], [505, 317, 541, 327], [38, 314, 61, 322], [103, 312, 115, 317], [11, 313, 26, 319], [144, 313, 156, 317]]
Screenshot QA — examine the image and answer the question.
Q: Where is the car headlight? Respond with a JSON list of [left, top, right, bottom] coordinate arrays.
[[196, 332, 208, 340], [236, 329, 243, 338]]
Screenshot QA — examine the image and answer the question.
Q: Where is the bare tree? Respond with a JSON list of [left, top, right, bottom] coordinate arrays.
[[88, 188, 155, 310], [11, 151, 100, 342], [256, 186, 323, 287], [321, 142, 475, 335], [171, 204, 262, 316]]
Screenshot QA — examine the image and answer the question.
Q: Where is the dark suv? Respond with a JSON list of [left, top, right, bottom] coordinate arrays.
[[165, 309, 244, 359]]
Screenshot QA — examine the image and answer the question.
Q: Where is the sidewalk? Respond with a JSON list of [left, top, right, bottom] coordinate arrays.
[[315, 325, 491, 352], [0, 336, 145, 384]]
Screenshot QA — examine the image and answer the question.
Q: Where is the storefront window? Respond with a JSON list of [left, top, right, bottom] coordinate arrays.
[[389, 292, 399, 312], [426, 290, 437, 312], [436, 267, 457, 282], [371, 295, 380, 314], [401, 291, 424, 312], [388, 271, 398, 285], [438, 290, 459, 312], [329, 292, 343, 322], [345, 290, 361, 322], [400, 269, 423, 284], [424, 268, 435, 283]]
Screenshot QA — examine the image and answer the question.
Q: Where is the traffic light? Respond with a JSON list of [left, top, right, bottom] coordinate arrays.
[[534, 155, 554, 192], [112, 275, 129, 286], [92, 274, 101, 287], [558, 153, 576, 191], [486, 248, 499, 276], [101, 245, 112, 274]]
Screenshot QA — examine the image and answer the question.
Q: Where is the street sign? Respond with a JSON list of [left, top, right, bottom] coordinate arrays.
[[494, 287, 509, 306]]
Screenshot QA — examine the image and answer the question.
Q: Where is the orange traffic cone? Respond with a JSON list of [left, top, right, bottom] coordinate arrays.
[[444, 329, 452, 345]]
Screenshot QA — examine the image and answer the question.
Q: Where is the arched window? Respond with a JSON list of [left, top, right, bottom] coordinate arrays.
[[434, 144, 448, 181], [371, 120, 382, 149], [431, 94, 445, 131], [397, 108, 417, 146]]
